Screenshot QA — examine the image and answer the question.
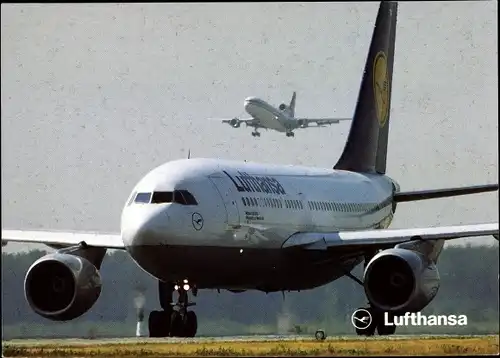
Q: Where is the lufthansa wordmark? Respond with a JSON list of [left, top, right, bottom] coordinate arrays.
[[223, 171, 286, 195]]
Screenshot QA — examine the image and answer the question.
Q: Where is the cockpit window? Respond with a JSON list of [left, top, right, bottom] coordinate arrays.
[[149, 190, 198, 205], [151, 191, 173, 204], [135, 192, 152, 204], [175, 190, 198, 205]]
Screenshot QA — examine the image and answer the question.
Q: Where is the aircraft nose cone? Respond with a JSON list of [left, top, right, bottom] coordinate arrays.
[[121, 207, 170, 247]]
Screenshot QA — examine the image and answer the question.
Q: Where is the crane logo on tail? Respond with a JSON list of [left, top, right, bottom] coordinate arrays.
[[373, 51, 390, 128]]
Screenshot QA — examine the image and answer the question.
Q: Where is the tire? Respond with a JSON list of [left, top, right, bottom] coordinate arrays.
[[184, 311, 198, 338], [170, 311, 184, 337], [149, 310, 170, 338], [315, 330, 326, 341], [377, 312, 396, 335]]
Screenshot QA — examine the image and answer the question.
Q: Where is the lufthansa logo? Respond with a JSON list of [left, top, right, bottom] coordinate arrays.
[[373, 51, 389, 128], [192, 212, 204, 231], [351, 308, 373, 330]]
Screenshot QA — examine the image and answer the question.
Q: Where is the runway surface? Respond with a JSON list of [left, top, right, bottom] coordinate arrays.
[[4, 334, 497, 345]]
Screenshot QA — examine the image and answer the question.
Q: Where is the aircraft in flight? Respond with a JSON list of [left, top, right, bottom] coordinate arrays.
[[2, 1, 499, 339], [214, 91, 351, 137]]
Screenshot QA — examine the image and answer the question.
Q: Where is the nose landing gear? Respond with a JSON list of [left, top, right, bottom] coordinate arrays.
[[148, 280, 198, 338], [170, 281, 198, 337]]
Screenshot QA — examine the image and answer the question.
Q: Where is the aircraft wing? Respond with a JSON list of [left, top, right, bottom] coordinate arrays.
[[296, 118, 352, 127], [210, 117, 261, 128], [282, 223, 499, 251], [1, 229, 125, 249]]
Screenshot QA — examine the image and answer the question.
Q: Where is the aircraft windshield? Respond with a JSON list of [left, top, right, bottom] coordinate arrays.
[[150, 190, 198, 205], [134, 192, 152, 204]]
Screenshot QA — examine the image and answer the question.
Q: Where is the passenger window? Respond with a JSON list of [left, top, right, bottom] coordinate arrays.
[[135, 192, 152, 204], [151, 191, 174, 204]]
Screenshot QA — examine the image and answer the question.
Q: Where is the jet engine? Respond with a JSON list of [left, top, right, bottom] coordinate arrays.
[[297, 119, 307, 128], [229, 118, 241, 128], [363, 248, 440, 313], [24, 253, 102, 321], [279, 103, 287, 111]]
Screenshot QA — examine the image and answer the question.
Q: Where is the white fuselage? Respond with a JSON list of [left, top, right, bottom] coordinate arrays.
[[244, 97, 294, 132], [120, 158, 396, 291]]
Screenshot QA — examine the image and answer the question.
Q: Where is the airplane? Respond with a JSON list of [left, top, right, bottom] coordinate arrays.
[[214, 91, 351, 137], [2, 1, 499, 339]]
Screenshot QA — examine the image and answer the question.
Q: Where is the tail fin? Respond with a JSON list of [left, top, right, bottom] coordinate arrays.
[[289, 91, 297, 117], [334, 1, 397, 174]]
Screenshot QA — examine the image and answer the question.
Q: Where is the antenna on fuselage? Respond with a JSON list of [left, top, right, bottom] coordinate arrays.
[[187, 149, 191, 159]]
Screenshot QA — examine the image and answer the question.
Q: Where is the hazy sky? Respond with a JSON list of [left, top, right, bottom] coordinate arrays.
[[1, 2, 498, 252]]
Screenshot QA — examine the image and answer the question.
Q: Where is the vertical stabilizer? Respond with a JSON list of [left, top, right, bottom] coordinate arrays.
[[334, 1, 397, 174], [289, 91, 297, 117]]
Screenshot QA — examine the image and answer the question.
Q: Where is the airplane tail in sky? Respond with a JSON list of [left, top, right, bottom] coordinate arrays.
[[289, 91, 297, 118], [334, 1, 397, 174]]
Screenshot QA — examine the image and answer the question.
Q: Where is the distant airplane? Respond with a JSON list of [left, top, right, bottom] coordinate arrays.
[[213, 91, 351, 137]]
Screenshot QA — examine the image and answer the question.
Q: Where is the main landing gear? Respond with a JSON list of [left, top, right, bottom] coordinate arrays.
[[285, 131, 295, 137], [344, 251, 397, 336], [251, 131, 261, 137], [148, 280, 198, 338]]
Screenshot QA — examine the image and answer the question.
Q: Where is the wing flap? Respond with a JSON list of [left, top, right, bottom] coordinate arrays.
[[283, 223, 499, 250], [1, 229, 125, 249]]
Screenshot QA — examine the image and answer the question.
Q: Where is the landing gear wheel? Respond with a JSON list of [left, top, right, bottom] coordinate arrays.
[[170, 310, 184, 337], [377, 312, 396, 335], [353, 307, 377, 336], [315, 329, 326, 341], [148, 310, 170, 337], [184, 311, 198, 338]]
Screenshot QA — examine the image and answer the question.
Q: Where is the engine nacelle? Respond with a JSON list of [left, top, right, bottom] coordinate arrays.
[[363, 248, 440, 313], [229, 118, 241, 128], [24, 253, 102, 321], [297, 119, 307, 128], [279, 103, 287, 111]]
